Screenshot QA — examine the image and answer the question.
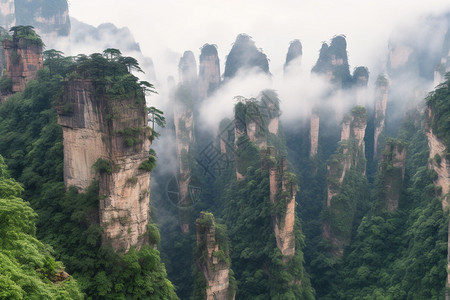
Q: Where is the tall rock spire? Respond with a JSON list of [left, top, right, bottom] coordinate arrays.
[[224, 34, 269, 79], [198, 44, 220, 100]]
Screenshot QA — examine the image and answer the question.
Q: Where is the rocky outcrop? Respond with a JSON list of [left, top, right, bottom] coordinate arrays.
[[198, 44, 220, 100], [374, 75, 389, 158], [224, 34, 269, 79], [324, 106, 367, 256], [312, 35, 352, 88], [234, 91, 280, 179], [377, 140, 406, 211], [353, 66, 369, 105], [284, 39, 302, 75], [174, 51, 197, 233], [57, 79, 152, 252], [3, 37, 43, 93], [264, 148, 297, 262], [179, 51, 197, 85], [195, 212, 235, 300]]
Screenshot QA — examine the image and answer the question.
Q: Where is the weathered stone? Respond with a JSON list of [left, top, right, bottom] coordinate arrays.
[[198, 44, 220, 100], [57, 79, 151, 252], [195, 212, 235, 300], [3, 38, 43, 93]]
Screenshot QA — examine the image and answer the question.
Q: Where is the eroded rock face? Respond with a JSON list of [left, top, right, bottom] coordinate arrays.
[[196, 212, 235, 300], [374, 75, 389, 158], [425, 106, 450, 298], [426, 107, 450, 208], [324, 106, 367, 256], [312, 35, 352, 88], [378, 141, 406, 212], [173, 52, 198, 233], [198, 44, 220, 100], [57, 79, 151, 252], [266, 148, 296, 262], [4, 38, 43, 93]]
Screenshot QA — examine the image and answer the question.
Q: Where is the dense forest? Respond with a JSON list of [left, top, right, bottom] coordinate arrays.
[[0, 4, 450, 300]]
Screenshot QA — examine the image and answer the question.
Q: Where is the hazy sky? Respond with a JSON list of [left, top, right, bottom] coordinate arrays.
[[69, 1, 450, 78]]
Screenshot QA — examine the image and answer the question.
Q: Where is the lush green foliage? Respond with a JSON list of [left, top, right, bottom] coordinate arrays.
[[222, 168, 314, 299], [0, 155, 83, 299], [0, 50, 176, 299]]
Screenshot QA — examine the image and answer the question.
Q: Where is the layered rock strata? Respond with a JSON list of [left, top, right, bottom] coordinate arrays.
[[57, 79, 151, 252]]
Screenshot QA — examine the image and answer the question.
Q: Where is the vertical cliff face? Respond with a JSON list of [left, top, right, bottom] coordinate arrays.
[[265, 148, 297, 262], [195, 212, 235, 300], [3, 38, 43, 93], [374, 75, 389, 159], [284, 39, 302, 75], [198, 44, 220, 100], [174, 51, 197, 233], [324, 106, 367, 256], [57, 79, 152, 252], [377, 140, 406, 212], [224, 34, 270, 79], [309, 113, 320, 158], [425, 107, 450, 208], [234, 91, 280, 180]]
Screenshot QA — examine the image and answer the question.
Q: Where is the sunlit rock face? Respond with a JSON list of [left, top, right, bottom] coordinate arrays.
[[223, 33, 269, 79], [4, 38, 43, 93], [198, 44, 220, 100], [57, 79, 152, 252]]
